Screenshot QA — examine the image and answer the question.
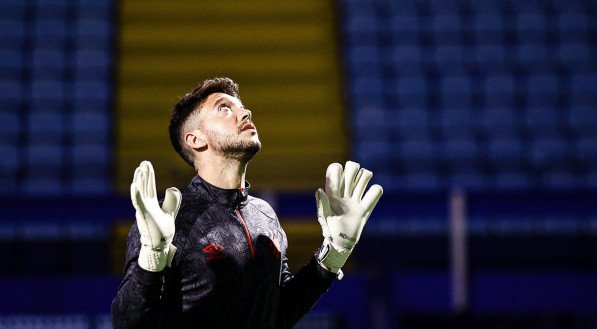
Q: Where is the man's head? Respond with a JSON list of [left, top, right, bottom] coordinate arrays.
[[169, 77, 261, 168]]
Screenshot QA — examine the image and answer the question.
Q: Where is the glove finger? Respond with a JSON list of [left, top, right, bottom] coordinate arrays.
[[342, 161, 360, 198], [143, 161, 157, 200], [131, 166, 144, 211], [325, 163, 343, 198], [361, 184, 383, 219], [316, 189, 331, 238], [352, 169, 372, 201], [162, 187, 182, 220]]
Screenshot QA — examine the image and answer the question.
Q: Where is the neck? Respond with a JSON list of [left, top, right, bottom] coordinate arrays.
[[195, 155, 248, 190]]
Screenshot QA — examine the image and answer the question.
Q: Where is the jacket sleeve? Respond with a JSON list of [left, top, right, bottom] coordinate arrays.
[[276, 255, 337, 328], [111, 223, 165, 329]]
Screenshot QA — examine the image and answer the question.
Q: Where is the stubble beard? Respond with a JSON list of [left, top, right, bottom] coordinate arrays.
[[205, 129, 261, 163]]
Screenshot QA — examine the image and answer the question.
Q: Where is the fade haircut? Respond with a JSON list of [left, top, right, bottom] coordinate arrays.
[[169, 77, 240, 167]]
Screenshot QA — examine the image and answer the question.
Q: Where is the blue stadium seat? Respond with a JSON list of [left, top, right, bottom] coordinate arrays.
[[525, 106, 559, 134], [440, 74, 471, 107], [32, 48, 66, 78], [433, 45, 465, 70], [488, 136, 524, 166], [78, 0, 113, 20], [431, 14, 461, 44], [473, 13, 503, 43], [568, 106, 597, 134], [390, 44, 423, 73], [28, 109, 64, 139], [346, 46, 380, 78], [0, 111, 20, 143], [26, 143, 63, 168], [516, 13, 546, 43], [526, 74, 559, 107], [558, 42, 590, 64], [493, 169, 531, 189], [0, 80, 22, 111], [0, 19, 25, 47], [399, 135, 441, 165], [393, 75, 427, 108], [570, 74, 596, 107], [530, 135, 568, 167], [473, 43, 506, 67], [403, 170, 442, 190], [481, 107, 520, 136], [355, 138, 390, 165], [353, 106, 386, 135], [34, 0, 69, 20], [557, 12, 588, 42], [393, 107, 430, 138], [73, 109, 109, 143], [349, 76, 383, 102], [71, 141, 111, 168], [0, 145, 18, 172], [439, 108, 475, 137], [449, 168, 486, 190], [30, 79, 65, 103], [73, 79, 110, 103], [74, 49, 110, 77], [444, 137, 479, 164], [75, 19, 111, 47], [516, 44, 549, 66], [0, 49, 23, 79], [543, 169, 578, 189], [34, 19, 68, 47], [0, 0, 26, 19], [387, 14, 420, 45], [23, 176, 64, 194], [484, 73, 516, 107], [344, 12, 378, 40], [576, 137, 597, 161]]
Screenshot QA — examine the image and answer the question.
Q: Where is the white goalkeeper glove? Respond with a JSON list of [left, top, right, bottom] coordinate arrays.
[[316, 161, 383, 277], [130, 161, 181, 272]]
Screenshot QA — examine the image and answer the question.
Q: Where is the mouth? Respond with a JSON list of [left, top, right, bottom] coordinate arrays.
[[241, 122, 257, 132]]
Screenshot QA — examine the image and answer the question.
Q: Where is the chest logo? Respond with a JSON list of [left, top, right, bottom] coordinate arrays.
[[202, 242, 226, 261]]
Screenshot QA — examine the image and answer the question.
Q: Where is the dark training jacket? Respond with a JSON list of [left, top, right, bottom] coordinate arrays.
[[111, 175, 336, 329]]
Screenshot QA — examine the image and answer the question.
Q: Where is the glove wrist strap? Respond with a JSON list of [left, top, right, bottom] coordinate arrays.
[[138, 244, 176, 272], [317, 239, 351, 279]]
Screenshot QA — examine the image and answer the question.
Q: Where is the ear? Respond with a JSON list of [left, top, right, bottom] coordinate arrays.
[[184, 130, 207, 150]]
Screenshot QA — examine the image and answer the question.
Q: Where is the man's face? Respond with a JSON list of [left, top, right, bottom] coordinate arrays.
[[197, 92, 261, 161]]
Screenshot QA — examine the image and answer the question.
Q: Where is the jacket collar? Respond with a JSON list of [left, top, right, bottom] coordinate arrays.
[[190, 175, 250, 208]]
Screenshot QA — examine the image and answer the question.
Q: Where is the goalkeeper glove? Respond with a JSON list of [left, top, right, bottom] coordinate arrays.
[[130, 161, 181, 272], [316, 161, 383, 277]]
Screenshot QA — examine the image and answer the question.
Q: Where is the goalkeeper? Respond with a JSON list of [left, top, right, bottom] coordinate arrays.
[[111, 77, 383, 329]]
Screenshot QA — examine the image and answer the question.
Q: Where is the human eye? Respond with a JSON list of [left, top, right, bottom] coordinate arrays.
[[218, 104, 232, 113]]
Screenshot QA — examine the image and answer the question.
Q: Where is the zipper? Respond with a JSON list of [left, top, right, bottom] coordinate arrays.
[[235, 207, 255, 260]]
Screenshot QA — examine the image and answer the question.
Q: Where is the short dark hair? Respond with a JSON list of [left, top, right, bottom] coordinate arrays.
[[169, 77, 240, 167]]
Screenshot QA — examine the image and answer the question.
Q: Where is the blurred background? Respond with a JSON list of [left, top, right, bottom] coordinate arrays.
[[0, 0, 596, 328]]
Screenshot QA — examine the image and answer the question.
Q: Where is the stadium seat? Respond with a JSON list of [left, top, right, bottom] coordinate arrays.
[[28, 109, 65, 139], [0, 19, 25, 47], [0, 49, 23, 79], [32, 48, 66, 78], [34, 19, 68, 47]]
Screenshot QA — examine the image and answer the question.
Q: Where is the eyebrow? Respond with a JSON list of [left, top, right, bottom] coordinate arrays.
[[212, 96, 243, 110]]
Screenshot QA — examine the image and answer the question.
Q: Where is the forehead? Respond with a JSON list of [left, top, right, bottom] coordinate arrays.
[[201, 92, 243, 109]]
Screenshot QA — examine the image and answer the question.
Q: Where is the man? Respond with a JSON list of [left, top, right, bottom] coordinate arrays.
[[111, 77, 383, 328]]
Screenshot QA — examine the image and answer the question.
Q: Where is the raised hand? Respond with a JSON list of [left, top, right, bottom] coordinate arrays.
[[316, 161, 383, 275], [131, 161, 181, 272]]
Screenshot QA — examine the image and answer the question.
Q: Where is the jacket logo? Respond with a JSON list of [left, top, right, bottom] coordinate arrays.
[[202, 243, 226, 261]]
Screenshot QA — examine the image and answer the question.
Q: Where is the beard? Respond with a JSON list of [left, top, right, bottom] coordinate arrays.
[[204, 128, 261, 163]]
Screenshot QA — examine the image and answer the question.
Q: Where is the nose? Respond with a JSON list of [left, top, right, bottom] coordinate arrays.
[[239, 108, 252, 123]]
